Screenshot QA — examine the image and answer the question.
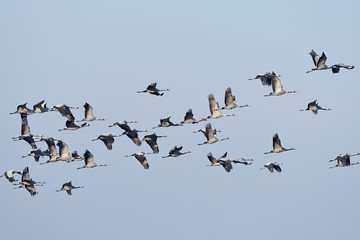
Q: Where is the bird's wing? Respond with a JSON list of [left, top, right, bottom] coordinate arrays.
[[169, 146, 181, 154], [262, 73, 273, 86], [317, 52, 327, 68], [208, 94, 219, 115], [221, 160, 233, 172], [57, 106, 75, 121], [58, 142, 70, 156], [65, 120, 78, 128], [84, 150, 94, 165], [271, 75, 283, 93], [119, 123, 132, 132], [84, 103, 94, 119], [273, 164, 282, 172], [207, 153, 217, 164], [205, 123, 215, 140], [22, 167, 30, 181], [307, 100, 317, 108], [272, 134, 282, 150], [220, 152, 228, 159], [33, 100, 45, 110], [147, 82, 157, 90], [135, 154, 149, 169], [309, 50, 319, 66], [224, 88, 234, 106], [184, 109, 194, 121]]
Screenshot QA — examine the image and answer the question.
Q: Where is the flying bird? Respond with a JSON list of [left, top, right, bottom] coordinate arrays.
[[77, 102, 105, 122], [198, 123, 229, 145], [306, 50, 329, 73], [71, 151, 84, 162], [153, 116, 181, 128], [92, 133, 123, 150], [260, 162, 283, 173], [162, 146, 191, 158], [207, 94, 235, 119], [58, 120, 90, 131], [9, 103, 33, 115], [39, 136, 58, 161], [180, 109, 206, 124], [56, 140, 74, 162], [56, 181, 84, 195], [330, 63, 355, 73], [137, 82, 170, 96], [125, 152, 152, 169], [20, 113, 30, 136], [193, 127, 221, 136], [109, 121, 147, 146], [12, 134, 39, 149], [329, 153, 360, 168], [21, 149, 50, 162], [264, 133, 296, 154], [52, 104, 79, 121], [0, 170, 22, 183], [32, 100, 51, 113], [206, 152, 233, 172], [248, 72, 281, 86], [142, 133, 167, 153], [231, 157, 254, 165], [264, 73, 296, 96], [14, 167, 45, 196], [77, 149, 107, 169], [221, 87, 249, 110], [300, 100, 331, 114]]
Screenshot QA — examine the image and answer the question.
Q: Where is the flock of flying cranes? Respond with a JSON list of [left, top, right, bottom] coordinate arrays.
[[1, 49, 358, 196]]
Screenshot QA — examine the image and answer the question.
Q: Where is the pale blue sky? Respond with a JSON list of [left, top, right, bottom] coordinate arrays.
[[1, 1, 360, 239]]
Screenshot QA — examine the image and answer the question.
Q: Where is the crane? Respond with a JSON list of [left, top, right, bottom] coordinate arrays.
[[248, 72, 281, 86], [207, 94, 235, 119], [162, 146, 191, 158], [329, 153, 360, 168], [109, 121, 147, 146], [180, 109, 206, 124], [125, 152, 152, 169], [0, 170, 22, 183], [142, 133, 167, 153], [260, 162, 283, 172], [198, 123, 229, 145], [137, 82, 170, 96], [264, 73, 296, 96], [77, 102, 105, 122], [92, 133, 123, 150], [300, 100, 331, 114], [56, 181, 84, 195], [221, 87, 249, 110], [264, 133, 296, 154], [77, 149, 107, 169]]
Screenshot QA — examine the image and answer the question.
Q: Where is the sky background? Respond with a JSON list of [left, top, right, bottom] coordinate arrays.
[[1, 1, 360, 239]]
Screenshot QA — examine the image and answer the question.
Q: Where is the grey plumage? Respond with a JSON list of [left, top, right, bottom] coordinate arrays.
[[221, 87, 249, 110], [162, 146, 191, 158], [137, 82, 170, 96], [77, 102, 105, 122], [142, 133, 167, 153], [300, 100, 331, 114], [77, 149, 107, 169], [330, 153, 360, 168], [260, 162, 283, 173], [198, 123, 229, 145], [264, 133, 296, 154], [56, 181, 84, 195]]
